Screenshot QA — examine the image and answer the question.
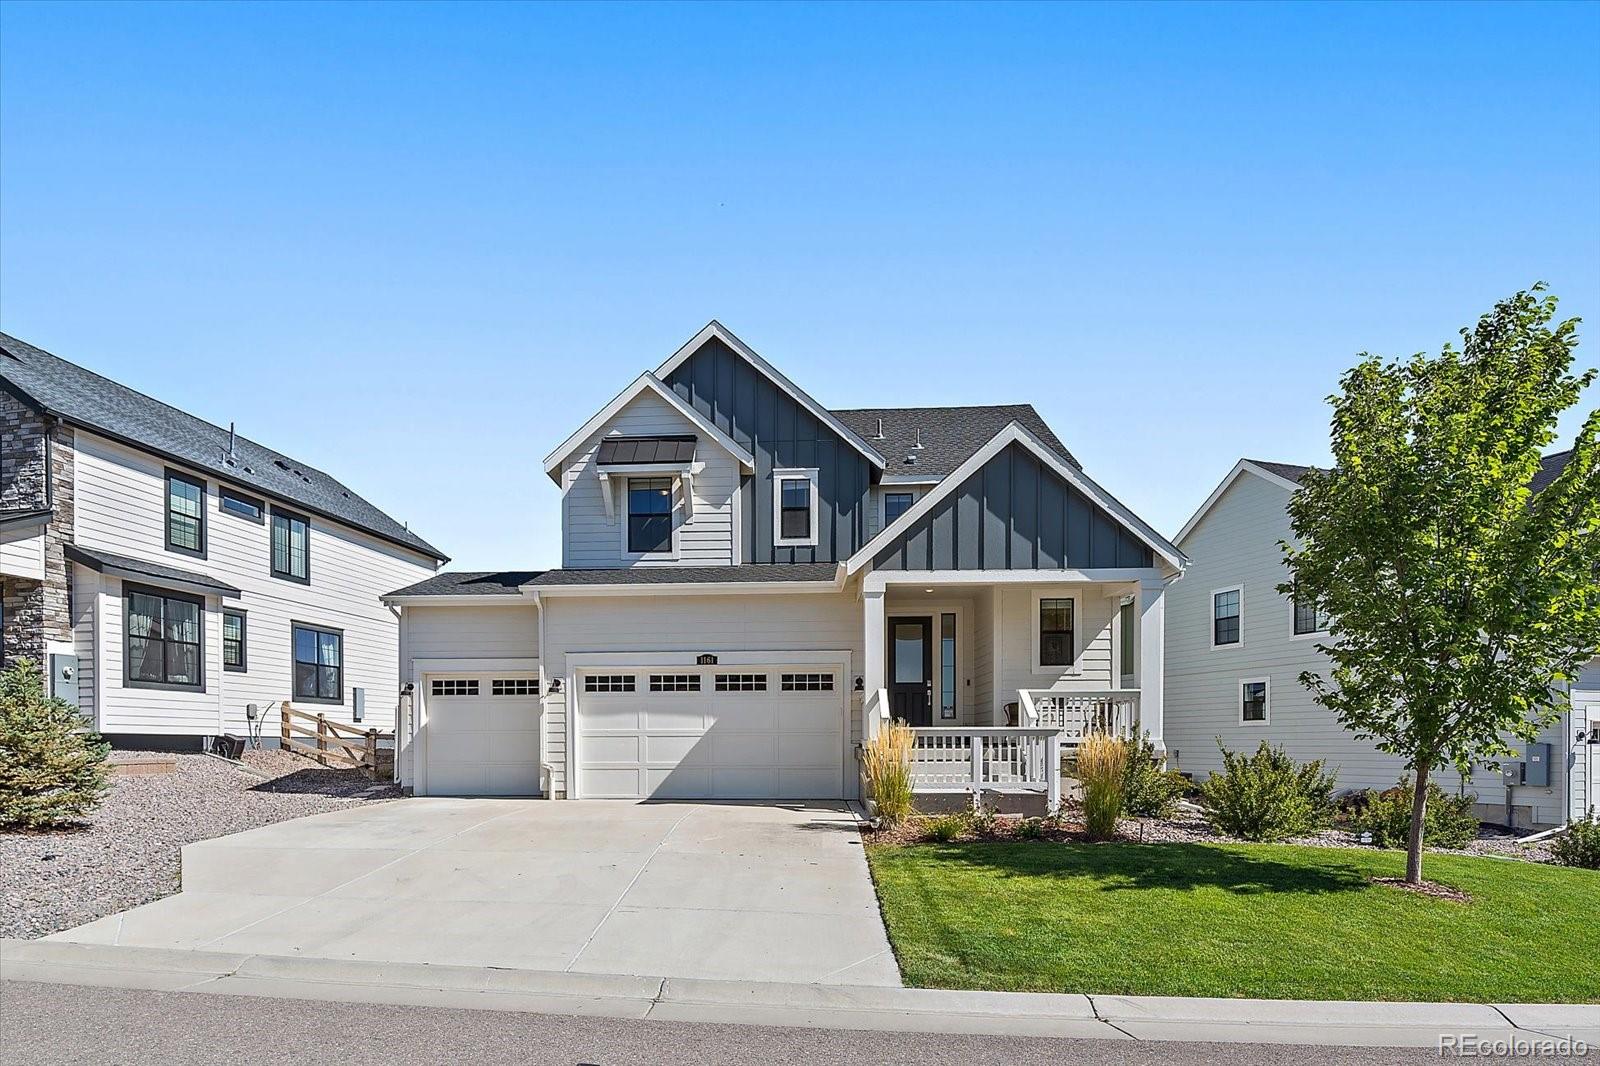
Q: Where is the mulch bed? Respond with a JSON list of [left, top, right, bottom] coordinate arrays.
[[1370, 877, 1474, 903]]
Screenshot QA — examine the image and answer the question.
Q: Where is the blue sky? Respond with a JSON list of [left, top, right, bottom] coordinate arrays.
[[3, 2, 1596, 570]]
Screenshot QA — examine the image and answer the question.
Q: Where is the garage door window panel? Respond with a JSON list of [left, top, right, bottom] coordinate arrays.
[[781, 672, 834, 692], [586, 674, 637, 693], [491, 678, 539, 696], [715, 673, 767, 692], [650, 673, 701, 692], [432, 678, 479, 696]]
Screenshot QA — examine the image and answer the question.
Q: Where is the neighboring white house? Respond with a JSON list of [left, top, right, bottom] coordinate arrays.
[[384, 321, 1187, 802], [1164, 458, 1597, 829], [0, 332, 445, 748]]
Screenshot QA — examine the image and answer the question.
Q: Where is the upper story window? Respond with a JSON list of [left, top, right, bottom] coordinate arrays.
[[884, 491, 914, 525], [271, 508, 310, 583], [165, 470, 206, 557], [292, 622, 342, 703], [1037, 596, 1076, 668], [1292, 589, 1330, 636], [126, 585, 203, 690], [1212, 587, 1242, 647], [627, 477, 673, 555], [222, 610, 247, 672], [220, 487, 264, 523], [773, 468, 819, 547]]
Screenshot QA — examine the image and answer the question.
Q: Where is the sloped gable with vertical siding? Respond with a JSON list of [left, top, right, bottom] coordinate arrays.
[[872, 441, 1153, 571], [663, 336, 873, 564]]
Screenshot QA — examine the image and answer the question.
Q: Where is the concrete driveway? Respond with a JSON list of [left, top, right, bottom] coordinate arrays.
[[48, 799, 900, 986]]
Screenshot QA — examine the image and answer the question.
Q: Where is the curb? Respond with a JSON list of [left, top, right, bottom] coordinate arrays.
[[3, 939, 1597, 1048]]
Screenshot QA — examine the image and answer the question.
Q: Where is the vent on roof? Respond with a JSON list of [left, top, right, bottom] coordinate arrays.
[[873, 418, 885, 440], [274, 459, 291, 471], [913, 428, 924, 450]]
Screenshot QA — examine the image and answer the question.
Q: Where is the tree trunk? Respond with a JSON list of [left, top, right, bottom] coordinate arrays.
[[1406, 758, 1431, 884]]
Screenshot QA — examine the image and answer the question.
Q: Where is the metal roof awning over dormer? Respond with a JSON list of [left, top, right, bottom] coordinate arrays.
[[596, 436, 697, 466]]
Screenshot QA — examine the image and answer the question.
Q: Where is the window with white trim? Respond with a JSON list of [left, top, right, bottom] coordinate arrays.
[[772, 468, 819, 547], [491, 678, 539, 696], [585, 674, 636, 693], [1240, 678, 1269, 723], [1292, 586, 1330, 636], [431, 678, 479, 697], [1038, 597, 1075, 668], [715, 673, 768, 692], [781, 672, 834, 692], [1213, 587, 1242, 646], [884, 491, 914, 525], [649, 673, 701, 692]]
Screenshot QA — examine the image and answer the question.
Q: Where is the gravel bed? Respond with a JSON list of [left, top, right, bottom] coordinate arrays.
[[0, 752, 401, 939]]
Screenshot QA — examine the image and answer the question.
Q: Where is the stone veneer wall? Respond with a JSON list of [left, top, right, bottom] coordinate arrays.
[[1, 388, 74, 666]]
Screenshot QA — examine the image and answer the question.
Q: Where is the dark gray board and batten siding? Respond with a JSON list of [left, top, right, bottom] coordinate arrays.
[[663, 337, 873, 564], [873, 442, 1153, 571]]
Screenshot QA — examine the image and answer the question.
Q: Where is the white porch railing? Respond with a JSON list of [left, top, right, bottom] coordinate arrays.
[[1019, 689, 1141, 747]]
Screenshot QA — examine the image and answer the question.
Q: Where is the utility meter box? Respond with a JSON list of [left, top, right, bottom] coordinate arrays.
[[1522, 742, 1551, 788], [48, 653, 78, 707]]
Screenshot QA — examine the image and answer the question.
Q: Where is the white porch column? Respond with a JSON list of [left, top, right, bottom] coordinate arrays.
[[863, 589, 886, 701], [1137, 576, 1167, 754]]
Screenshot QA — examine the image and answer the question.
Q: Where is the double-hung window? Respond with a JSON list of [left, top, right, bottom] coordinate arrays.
[[627, 478, 673, 555], [165, 471, 206, 556], [292, 623, 342, 703], [1213, 588, 1242, 646], [773, 469, 818, 547], [222, 610, 247, 672], [1240, 678, 1269, 723], [884, 491, 914, 525], [1292, 588, 1330, 636], [271, 508, 310, 583], [1037, 597, 1076, 668], [126, 586, 203, 689]]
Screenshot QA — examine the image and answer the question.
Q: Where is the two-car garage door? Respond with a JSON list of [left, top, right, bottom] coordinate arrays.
[[577, 667, 844, 800]]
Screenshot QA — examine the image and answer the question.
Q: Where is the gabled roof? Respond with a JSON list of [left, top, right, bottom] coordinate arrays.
[[0, 332, 446, 562], [542, 372, 755, 483], [655, 322, 888, 471], [831, 404, 1079, 479], [845, 420, 1186, 575]]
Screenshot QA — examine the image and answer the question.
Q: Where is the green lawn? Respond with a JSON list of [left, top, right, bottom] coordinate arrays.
[[866, 841, 1600, 1002]]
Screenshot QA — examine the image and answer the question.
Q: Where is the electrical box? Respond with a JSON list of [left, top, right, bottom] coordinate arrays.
[[48, 654, 77, 707], [1500, 761, 1522, 786], [352, 687, 365, 723], [1523, 742, 1551, 788]]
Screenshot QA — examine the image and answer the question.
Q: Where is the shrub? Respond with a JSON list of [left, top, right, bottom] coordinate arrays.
[[1551, 809, 1600, 870], [1200, 741, 1338, 841], [1352, 778, 1479, 850], [0, 659, 110, 829], [1122, 731, 1184, 817], [1078, 731, 1129, 840], [926, 812, 968, 842], [1015, 816, 1046, 840], [969, 804, 1001, 839], [862, 722, 915, 827]]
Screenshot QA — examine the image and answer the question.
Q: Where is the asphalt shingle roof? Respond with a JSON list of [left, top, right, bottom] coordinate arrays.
[[0, 332, 446, 561], [385, 570, 546, 598], [1250, 453, 1574, 493], [529, 563, 837, 587], [65, 544, 243, 596], [830, 405, 1078, 479], [1246, 460, 1320, 485]]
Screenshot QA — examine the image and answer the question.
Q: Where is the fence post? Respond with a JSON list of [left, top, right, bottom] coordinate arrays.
[[280, 702, 289, 748], [970, 734, 984, 811], [317, 713, 327, 766], [364, 728, 378, 776]]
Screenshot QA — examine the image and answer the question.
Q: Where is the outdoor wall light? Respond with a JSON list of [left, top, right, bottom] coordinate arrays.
[[854, 676, 864, 691], [548, 678, 562, 694]]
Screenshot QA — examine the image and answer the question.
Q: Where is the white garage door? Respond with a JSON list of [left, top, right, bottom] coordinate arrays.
[[423, 675, 541, 796], [577, 667, 843, 800]]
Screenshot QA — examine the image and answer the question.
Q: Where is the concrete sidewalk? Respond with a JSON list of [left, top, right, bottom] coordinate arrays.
[[5, 939, 1596, 1049]]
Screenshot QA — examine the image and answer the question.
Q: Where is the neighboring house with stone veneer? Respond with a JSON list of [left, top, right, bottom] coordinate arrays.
[[0, 332, 446, 748]]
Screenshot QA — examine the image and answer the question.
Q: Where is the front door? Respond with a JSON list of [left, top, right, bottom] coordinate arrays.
[[888, 617, 933, 727]]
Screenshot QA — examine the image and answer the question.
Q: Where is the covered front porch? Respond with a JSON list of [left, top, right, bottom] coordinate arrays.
[[860, 569, 1168, 810]]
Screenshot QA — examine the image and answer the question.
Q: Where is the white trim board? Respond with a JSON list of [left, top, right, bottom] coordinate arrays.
[[654, 321, 887, 471], [862, 567, 1160, 593], [1174, 459, 1307, 545], [542, 372, 755, 482], [843, 421, 1187, 576]]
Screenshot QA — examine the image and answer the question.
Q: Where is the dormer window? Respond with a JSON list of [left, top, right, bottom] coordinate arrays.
[[773, 468, 819, 547]]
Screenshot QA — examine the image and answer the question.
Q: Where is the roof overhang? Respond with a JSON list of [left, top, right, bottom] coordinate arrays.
[[654, 322, 888, 471], [66, 544, 243, 598], [542, 372, 755, 484], [523, 578, 845, 598], [1173, 459, 1305, 545], [843, 421, 1188, 576], [382, 594, 535, 607], [0, 507, 53, 530]]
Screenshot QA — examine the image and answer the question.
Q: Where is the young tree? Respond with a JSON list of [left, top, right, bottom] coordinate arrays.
[[1282, 287, 1600, 884], [0, 658, 111, 829]]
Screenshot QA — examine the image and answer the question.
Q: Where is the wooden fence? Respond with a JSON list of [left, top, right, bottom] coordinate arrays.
[[279, 702, 392, 778]]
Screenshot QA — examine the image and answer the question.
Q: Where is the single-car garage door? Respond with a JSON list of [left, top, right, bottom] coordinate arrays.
[[577, 667, 843, 799], [423, 674, 541, 796]]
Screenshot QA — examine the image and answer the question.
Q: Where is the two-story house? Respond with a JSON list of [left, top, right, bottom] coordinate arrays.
[[1164, 458, 1597, 829], [384, 322, 1186, 801], [0, 332, 446, 748]]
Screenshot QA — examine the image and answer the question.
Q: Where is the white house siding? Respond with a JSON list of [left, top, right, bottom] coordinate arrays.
[[71, 431, 436, 738], [995, 585, 1118, 714], [0, 523, 46, 580], [972, 587, 995, 723], [539, 590, 864, 798], [70, 565, 99, 721], [560, 390, 739, 568], [1165, 470, 1575, 827], [393, 603, 541, 787]]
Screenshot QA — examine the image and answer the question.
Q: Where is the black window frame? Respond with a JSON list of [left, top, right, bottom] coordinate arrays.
[[291, 621, 343, 705], [270, 506, 312, 584], [884, 491, 914, 525], [222, 609, 248, 673], [219, 487, 266, 524], [1038, 597, 1076, 668], [1213, 588, 1242, 646], [779, 477, 812, 541], [1241, 679, 1269, 723], [626, 477, 674, 556], [164, 468, 207, 559], [124, 583, 206, 692], [1292, 589, 1330, 636]]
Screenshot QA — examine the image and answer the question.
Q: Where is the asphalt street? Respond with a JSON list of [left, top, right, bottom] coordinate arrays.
[[0, 981, 1502, 1066]]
